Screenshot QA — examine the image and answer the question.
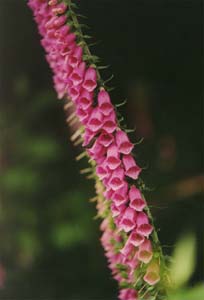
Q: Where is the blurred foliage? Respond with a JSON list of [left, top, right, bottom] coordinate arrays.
[[168, 285, 204, 300], [169, 232, 197, 289]]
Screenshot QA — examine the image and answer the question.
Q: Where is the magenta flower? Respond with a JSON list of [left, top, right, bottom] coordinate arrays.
[[69, 61, 86, 85], [77, 90, 93, 110], [116, 130, 134, 155], [122, 154, 141, 179], [102, 110, 117, 133], [108, 167, 125, 191], [82, 67, 97, 92], [98, 132, 114, 147], [119, 207, 137, 233], [28, 1, 166, 298], [128, 230, 145, 247], [129, 185, 146, 211], [136, 212, 153, 237], [87, 107, 103, 132], [119, 289, 138, 300], [105, 144, 121, 170], [98, 90, 114, 116]]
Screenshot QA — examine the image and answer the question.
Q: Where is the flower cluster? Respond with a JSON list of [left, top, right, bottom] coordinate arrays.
[[28, 1, 163, 298]]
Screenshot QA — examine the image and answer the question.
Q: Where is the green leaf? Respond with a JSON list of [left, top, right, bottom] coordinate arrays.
[[169, 232, 196, 289], [168, 285, 204, 300]]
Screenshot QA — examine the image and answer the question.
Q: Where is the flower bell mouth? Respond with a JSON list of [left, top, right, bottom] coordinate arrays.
[[82, 68, 97, 92], [116, 130, 134, 155]]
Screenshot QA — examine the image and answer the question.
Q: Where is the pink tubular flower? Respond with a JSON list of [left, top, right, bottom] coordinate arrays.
[[112, 182, 128, 206], [76, 107, 92, 124], [82, 67, 97, 92], [120, 240, 134, 257], [119, 207, 137, 233], [108, 167, 125, 191], [68, 46, 83, 68], [87, 139, 106, 161], [138, 239, 153, 264], [54, 24, 70, 39], [96, 162, 108, 180], [28, 2, 161, 298], [116, 130, 134, 155], [128, 230, 145, 247], [136, 212, 153, 237], [98, 132, 114, 147], [129, 186, 146, 211], [105, 144, 121, 170], [111, 203, 126, 218], [103, 110, 117, 133], [143, 261, 160, 285], [119, 289, 138, 300], [98, 89, 114, 116], [52, 3, 67, 15], [122, 155, 141, 179], [69, 62, 86, 85], [87, 107, 103, 132], [67, 85, 81, 102], [53, 15, 67, 28], [48, 0, 58, 6], [77, 90, 93, 110], [82, 128, 95, 146]]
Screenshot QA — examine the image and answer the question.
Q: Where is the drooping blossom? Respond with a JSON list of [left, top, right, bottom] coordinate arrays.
[[28, 1, 164, 299]]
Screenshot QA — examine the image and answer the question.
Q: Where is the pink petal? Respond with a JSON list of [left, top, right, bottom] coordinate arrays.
[[69, 62, 86, 86], [103, 110, 117, 134], [76, 107, 92, 124], [52, 3, 67, 15], [87, 108, 104, 132], [129, 186, 146, 211], [98, 90, 114, 116], [112, 182, 128, 206], [67, 85, 81, 102], [103, 188, 114, 200], [138, 239, 153, 264], [129, 231, 145, 247], [143, 271, 160, 286], [54, 24, 70, 39], [82, 67, 97, 92], [98, 132, 114, 147], [136, 212, 149, 226], [108, 167, 125, 191], [82, 129, 95, 146], [122, 155, 141, 179], [143, 261, 160, 285], [137, 223, 153, 237], [77, 89, 93, 110], [96, 165, 108, 180], [116, 130, 134, 155], [120, 240, 134, 257], [106, 144, 121, 170], [111, 203, 126, 218], [68, 46, 83, 68], [138, 250, 152, 264], [87, 139, 106, 160], [119, 207, 137, 233], [119, 289, 138, 300]]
